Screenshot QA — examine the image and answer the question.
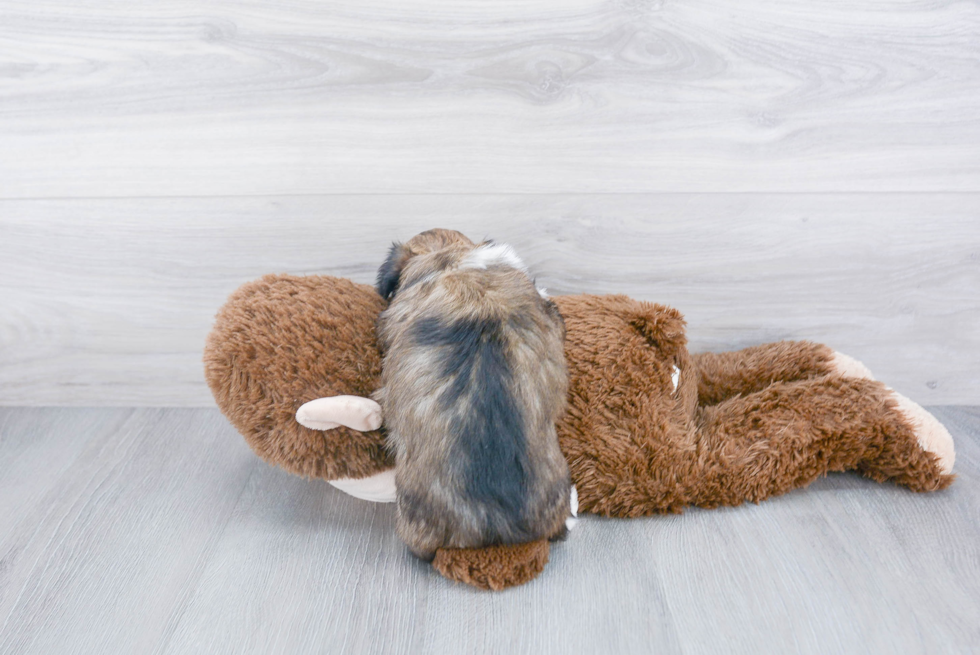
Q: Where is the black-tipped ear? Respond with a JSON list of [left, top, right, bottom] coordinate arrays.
[[377, 242, 408, 300], [543, 298, 566, 339]]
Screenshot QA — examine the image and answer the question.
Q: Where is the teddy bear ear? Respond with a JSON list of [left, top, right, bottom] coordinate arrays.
[[628, 303, 688, 358], [376, 242, 411, 300]]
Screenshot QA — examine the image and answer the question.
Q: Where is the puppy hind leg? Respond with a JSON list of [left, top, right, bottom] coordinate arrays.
[[396, 494, 446, 563], [398, 522, 442, 562]]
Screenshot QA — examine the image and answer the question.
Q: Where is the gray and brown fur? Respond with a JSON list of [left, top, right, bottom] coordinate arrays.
[[373, 229, 571, 560]]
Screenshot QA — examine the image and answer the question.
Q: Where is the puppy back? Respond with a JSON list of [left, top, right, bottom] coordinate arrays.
[[379, 265, 570, 549]]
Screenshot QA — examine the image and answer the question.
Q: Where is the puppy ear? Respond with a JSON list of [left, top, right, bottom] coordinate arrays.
[[543, 298, 566, 339], [376, 242, 410, 300]]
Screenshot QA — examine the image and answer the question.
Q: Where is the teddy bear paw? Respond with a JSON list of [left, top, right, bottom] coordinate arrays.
[[296, 395, 383, 432], [888, 389, 955, 474], [830, 351, 875, 380], [328, 469, 397, 503]]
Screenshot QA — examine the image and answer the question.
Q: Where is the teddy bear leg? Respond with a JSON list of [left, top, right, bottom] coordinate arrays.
[[862, 389, 955, 486], [690, 376, 954, 508], [692, 341, 873, 406]]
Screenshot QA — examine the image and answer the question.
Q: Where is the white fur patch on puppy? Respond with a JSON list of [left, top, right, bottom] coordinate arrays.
[[671, 365, 680, 393], [459, 243, 527, 273], [538, 287, 549, 299], [566, 485, 579, 531], [889, 389, 955, 474], [296, 395, 382, 432], [328, 469, 397, 503], [830, 351, 875, 380]]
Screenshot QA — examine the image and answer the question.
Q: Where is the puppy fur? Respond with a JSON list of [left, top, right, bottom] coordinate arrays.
[[374, 229, 571, 561]]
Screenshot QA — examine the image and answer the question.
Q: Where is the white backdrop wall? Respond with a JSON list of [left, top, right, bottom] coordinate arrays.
[[1, 0, 978, 405]]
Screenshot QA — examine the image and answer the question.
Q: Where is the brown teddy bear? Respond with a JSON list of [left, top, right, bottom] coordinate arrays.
[[204, 274, 955, 590]]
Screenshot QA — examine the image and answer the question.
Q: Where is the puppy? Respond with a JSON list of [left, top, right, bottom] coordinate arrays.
[[374, 229, 571, 561]]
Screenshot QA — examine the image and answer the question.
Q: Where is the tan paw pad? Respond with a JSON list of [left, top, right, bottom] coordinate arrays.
[[830, 351, 875, 380], [890, 390, 955, 474], [296, 395, 383, 432], [328, 469, 397, 503]]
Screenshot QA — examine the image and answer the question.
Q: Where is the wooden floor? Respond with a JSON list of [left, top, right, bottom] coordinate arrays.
[[0, 406, 977, 654]]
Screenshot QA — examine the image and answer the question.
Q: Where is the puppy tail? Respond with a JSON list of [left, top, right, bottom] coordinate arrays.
[[431, 540, 550, 591]]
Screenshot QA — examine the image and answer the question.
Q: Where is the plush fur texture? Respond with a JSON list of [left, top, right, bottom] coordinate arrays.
[[431, 540, 551, 591], [693, 340, 839, 406], [374, 230, 570, 559], [204, 274, 955, 589], [553, 294, 953, 517], [204, 274, 392, 480]]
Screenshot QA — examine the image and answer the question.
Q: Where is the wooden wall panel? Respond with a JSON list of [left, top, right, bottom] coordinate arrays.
[[2, 0, 978, 405], [1, 0, 979, 196], [1, 194, 976, 405]]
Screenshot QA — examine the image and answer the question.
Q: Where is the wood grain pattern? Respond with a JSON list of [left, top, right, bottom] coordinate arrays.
[[1, 0, 979, 196], [0, 408, 259, 655], [1, 194, 977, 406], [0, 407, 977, 654]]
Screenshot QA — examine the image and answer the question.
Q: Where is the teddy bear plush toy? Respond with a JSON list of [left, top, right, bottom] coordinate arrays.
[[204, 274, 955, 590]]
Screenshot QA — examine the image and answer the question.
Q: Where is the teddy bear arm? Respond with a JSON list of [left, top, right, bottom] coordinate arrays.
[[692, 340, 861, 406], [295, 395, 383, 432], [688, 375, 953, 508]]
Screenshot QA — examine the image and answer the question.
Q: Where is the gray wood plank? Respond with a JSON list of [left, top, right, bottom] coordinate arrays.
[[1, 0, 978, 197], [0, 407, 977, 654], [655, 436, 980, 654], [0, 408, 258, 655], [0, 409, 115, 555], [1, 194, 977, 406]]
